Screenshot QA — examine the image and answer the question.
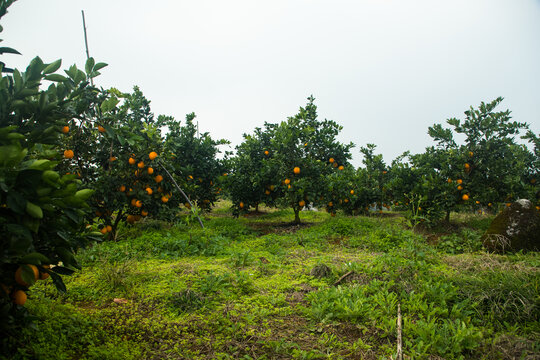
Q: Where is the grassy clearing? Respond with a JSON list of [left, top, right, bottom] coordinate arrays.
[[2, 209, 539, 359]]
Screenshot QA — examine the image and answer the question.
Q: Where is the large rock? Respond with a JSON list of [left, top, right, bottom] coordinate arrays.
[[483, 199, 540, 253]]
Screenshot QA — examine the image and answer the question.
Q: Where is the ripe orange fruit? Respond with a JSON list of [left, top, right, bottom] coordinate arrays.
[[488, 203, 492, 207], [39, 265, 50, 280], [149, 151, 158, 160], [64, 149, 74, 159], [109, 156, 117, 162], [147, 167, 154, 175], [447, 179, 452, 183], [127, 215, 135, 224], [328, 201, 333, 207], [106, 225, 112, 232], [333, 162, 338, 168], [12, 290, 27, 305], [15, 265, 39, 286], [98, 125, 106, 133], [188, 175, 193, 180], [119, 185, 126, 192], [146, 187, 153, 195], [293, 167, 300, 175], [131, 198, 137, 206], [338, 165, 344, 171], [469, 151, 474, 157], [462, 194, 469, 201], [155, 175, 164, 183], [344, 199, 349, 203], [142, 210, 149, 217], [329, 158, 335, 163], [137, 161, 145, 169], [506, 203, 511, 207], [457, 179, 463, 184], [135, 200, 142, 208], [464, 163, 470, 170], [161, 196, 169, 203], [62, 126, 69, 134], [536, 206, 540, 211], [299, 200, 306, 207], [100, 227, 108, 235], [284, 179, 291, 185], [265, 190, 270, 195], [350, 190, 354, 195], [129, 157, 136, 165], [457, 185, 463, 191], [382, 170, 387, 174], [264, 150, 269, 156], [239, 202, 244, 209], [287, 184, 291, 189]]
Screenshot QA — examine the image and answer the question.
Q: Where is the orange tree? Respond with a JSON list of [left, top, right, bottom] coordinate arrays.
[[0, 49, 99, 333], [428, 97, 532, 212], [226, 125, 282, 215], [61, 85, 181, 238], [264, 96, 354, 223], [522, 131, 539, 208], [358, 144, 393, 211], [158, 112, 228, 213]]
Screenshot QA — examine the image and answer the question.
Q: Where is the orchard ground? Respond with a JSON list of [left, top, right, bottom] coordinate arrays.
[[4, 202, 539, 360]]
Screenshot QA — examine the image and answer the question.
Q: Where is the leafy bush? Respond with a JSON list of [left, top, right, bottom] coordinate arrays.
[[437, 229, 483, 254]]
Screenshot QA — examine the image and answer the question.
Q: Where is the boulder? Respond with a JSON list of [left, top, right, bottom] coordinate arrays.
[[483, 199, 540, 253]]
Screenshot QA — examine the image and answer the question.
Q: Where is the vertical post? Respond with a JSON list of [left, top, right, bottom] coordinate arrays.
[[397, 303, 403, 360], [81, 10, 93, 86]]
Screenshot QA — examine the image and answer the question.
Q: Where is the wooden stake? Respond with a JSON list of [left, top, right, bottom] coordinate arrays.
[[397, 303, 403, 360]]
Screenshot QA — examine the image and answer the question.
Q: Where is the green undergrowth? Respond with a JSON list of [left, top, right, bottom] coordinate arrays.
[[2, 210, 538, 359]]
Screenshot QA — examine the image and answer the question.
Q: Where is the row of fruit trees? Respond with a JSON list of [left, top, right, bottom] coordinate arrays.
[[0, 0, 538, 334]]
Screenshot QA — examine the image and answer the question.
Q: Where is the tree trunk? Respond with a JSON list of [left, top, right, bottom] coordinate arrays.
[[294, 207, 301, 224], [255, 203, 259, 212], [445, 210, 450, 223]]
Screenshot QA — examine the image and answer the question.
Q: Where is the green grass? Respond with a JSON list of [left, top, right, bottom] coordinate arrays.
[[2, 209, 539, 359]]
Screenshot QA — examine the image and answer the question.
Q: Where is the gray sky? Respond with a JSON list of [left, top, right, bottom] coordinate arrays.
[[4, 0, 540, 166]]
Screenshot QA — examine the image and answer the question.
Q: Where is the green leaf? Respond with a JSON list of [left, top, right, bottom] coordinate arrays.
[[93, 62, 108, 71], [85, 57, 95, 74], [0, 46, 21, 55], [51, 266, 75, 275], [74, 189, 94, 201], [0, 144, 27, 166], [42, 59, 62, 74], [25, 159, 52, 171], [49, 272, 67, 293], [25, 201, 43, 219], [20, 252, 50, 265], [20, 264, 37, 286], [44, 74, 67, 82]]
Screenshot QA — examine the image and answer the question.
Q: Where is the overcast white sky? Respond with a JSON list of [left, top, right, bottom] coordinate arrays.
[[3, 0, 540, 166]]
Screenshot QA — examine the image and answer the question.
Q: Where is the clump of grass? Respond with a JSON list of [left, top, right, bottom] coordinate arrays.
[[169, 289, 206, 313], [310, 264, 332, 278]]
